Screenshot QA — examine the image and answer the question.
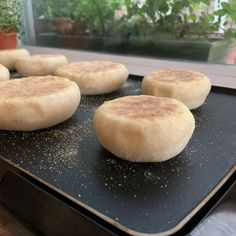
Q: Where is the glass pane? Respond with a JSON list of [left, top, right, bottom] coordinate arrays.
[[22, 0, 236, 65]]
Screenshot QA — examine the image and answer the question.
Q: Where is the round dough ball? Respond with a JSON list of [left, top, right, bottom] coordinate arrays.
[[0, 75, 80, 131], [0, 49, 30, 71], [0, 64, 10, 81], [93, 95, 195, 162], [142, 69, 211, 109], [15, 54, 68, 76], [55, 61, 129, 95]]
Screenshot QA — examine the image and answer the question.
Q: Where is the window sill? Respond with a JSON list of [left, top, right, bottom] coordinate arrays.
[[24, 45, 236, 89]]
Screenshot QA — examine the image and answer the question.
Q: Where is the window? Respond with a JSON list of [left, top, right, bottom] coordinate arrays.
[[20, 0, 236, 65]]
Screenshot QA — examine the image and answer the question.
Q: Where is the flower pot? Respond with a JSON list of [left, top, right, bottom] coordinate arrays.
[[72, 22, 87, 35], [104, 37, 233, 63], [35, 18, 52, 33], [52, 18, 73, 34], [152, 39, 233, 63], [0, 32, 17, 49]]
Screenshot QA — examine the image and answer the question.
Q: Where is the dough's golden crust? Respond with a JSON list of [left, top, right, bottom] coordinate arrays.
[[94, 95, 195, 162], [142, 68, 211, 109], [0, 76, 71, 98], [0, 76, 80, 131], [55, 61, 128, 95], [148, 69, 204, 82], [15, 54, 68, 76], [60, 61, 122, 75], [105, 96, 181, 119]]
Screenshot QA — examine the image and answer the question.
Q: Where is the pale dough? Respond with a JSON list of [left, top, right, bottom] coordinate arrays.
[[15, 54, 68, 76], [142, 69, 211, 109], [93, 95, 195, 162], [0, 49, 30, 70], [55, 61, 128, 95], [0, 64, 10, 81], [0, 75, 80, 131]]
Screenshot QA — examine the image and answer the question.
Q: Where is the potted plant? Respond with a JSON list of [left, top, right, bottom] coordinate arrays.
[[104, 0, 154, 53], [147, 0, 236, 63], [104, 0, 236, 63], [32, 0, 236, 64], [52, 0, 118, 51], [71, 0, 116, 50], [48, 0, 73, 34], [0, 0, 22, 49], [33, 0, 120, 51], [33, 0, 73, 35]]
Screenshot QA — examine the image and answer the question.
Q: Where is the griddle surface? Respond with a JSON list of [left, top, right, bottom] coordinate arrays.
[[0, 76, 235, 234]]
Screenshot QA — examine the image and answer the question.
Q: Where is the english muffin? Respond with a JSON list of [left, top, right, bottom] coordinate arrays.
[[55, 61, 128, 95], [0, 64, 10, 81], [15, 54, 68, 76], [0, 75, 80, 131], [0, 48, 30, 70], [93, 95, 195, 162], [142, 69, 211, 109]]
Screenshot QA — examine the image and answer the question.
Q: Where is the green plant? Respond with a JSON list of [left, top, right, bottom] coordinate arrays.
[[0, 0, 22, 34], [142, 0, 236, 40], [32, 0, 236, 41], [109, 0, 152, 38], [214, 0, 236, 39], [72, 0, 119, 36], [32, 0, 72, 20], [179, 0, 236, 40], [112, 0, 236, 40]]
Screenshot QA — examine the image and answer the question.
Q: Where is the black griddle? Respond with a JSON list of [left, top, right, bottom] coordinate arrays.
[[0, 75, 235, 235]]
